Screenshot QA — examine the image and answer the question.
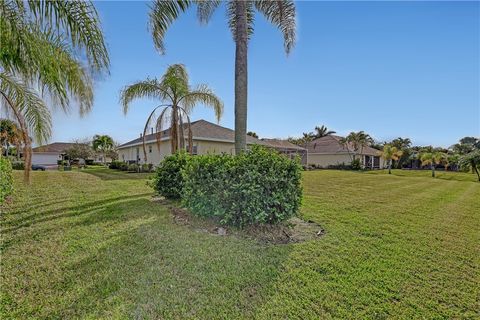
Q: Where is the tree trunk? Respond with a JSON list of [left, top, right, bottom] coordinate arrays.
[[234, 0, 248, 155], [472, 161, 480, 182], [432, 164, 435, 178], [388, 161, 391, 174]]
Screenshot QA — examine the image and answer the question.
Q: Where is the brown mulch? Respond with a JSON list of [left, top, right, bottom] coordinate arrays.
[[152, 196, 325, 245]]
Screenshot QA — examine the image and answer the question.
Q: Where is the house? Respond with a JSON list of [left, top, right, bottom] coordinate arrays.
[[261, 138, 307, 164], [306, 135, 384, 168], [117, 120, 307, 164], [32, 142, 74, 165], [32, 142, 110, 165]]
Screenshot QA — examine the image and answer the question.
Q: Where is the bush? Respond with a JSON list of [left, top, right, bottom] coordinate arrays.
[[120, 163, 129, 171], [128, 163, 139, 172], [327, 162, 352, 170], [11, 161, 24, 170], [1, 157, 13, 204], [141, 163, 153, 173], [109, 160, 123, 169], [182, 146, 303, 227], [351, 158, 362, 170], [151, 151, 190, 199]]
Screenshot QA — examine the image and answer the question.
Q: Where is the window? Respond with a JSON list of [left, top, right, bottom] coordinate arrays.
[[149, 145, 152, 153]]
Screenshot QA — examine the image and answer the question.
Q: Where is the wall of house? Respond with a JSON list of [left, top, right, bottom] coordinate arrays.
[[308, 153, 385, 169], [117, 139, 236, 165], [197, 140, 235, 155], [307, 153, 352, 167]]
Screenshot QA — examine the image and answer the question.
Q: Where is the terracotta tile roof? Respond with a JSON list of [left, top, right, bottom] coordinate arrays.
[[306, 135, 379, 155], [32, 142, 76, 153], [118, 119, 270, 149]]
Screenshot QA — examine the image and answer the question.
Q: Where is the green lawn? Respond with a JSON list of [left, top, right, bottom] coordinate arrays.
[[1, 168, 479, 319]]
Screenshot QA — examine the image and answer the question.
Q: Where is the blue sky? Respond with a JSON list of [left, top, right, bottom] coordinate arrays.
[[51, 1, 479, 147]]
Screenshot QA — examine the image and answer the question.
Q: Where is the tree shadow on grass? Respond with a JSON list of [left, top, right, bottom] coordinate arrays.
[[1, 193, 152, 235], [4, 197, 293, 319], [82, 168, 152, 181]]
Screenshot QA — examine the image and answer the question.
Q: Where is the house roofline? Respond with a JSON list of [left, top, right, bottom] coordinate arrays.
[[118, 136, 263, 149]]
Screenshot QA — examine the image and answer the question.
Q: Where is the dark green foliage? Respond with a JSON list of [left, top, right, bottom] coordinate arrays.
[[351, 158, 361, 170], [182, 146, 303, 227], [11, 161, 25, 170], [0, 157, 13, 203], [141, 163, 153, 173], [151, 151, 190, 199], [109, 160, 123, 169], [128, 164, 139, 172], [327, 162, 352, 170]]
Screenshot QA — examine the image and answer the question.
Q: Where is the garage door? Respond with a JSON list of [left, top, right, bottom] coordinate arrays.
[[32, 153, 61, 165]]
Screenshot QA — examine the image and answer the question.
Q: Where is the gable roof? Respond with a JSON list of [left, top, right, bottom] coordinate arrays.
[[306, 135, 379, 156], [32, 142, 76, 153], [261, 139, 306, 151], [118, 119, 269, 149]]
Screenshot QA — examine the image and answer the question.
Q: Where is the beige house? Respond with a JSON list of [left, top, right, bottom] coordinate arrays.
[[118, 119, 280, 164], [306, 135, 384, 169]]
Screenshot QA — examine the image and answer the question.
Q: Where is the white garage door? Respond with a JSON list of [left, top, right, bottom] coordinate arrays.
[[32, 153, 61, 165]]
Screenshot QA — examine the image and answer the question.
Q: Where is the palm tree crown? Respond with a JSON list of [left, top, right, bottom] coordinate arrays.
[[379, 144, 403, 174], [148, 0, 296, 154], [314, 125, 336, 138], [120, 64, 223, 162], [92, 135, 114, 165], [420, 151, 446, 178], [1, 1, 109, 182]]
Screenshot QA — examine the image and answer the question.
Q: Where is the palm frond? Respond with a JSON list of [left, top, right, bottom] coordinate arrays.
[[227, 1, 255, 42], [149, 0, 192, 54], [120, 79, 172, 114], [196, 0, 221, 24], [27, 0, 110, 73], [179, 84, 224, 122], [0, 72, 52, 144], [160, 64, 189, 99], [255, 0, 296, 54]]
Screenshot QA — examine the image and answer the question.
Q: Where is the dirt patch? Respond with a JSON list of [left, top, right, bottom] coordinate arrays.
[[154, 196, 325, 244]]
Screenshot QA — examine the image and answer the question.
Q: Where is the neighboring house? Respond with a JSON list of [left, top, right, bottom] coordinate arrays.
[[261, 138, 307, 164], [118, 119, 304, 164], [306, 135, 384, 168], [32, 142, 74, 165], [32, 142, 111, 165]]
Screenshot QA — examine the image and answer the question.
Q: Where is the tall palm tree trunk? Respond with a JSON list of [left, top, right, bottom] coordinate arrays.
[[432, 164, 435, 178], [234, 0, 248, 155], [388, 160, 392, 174]]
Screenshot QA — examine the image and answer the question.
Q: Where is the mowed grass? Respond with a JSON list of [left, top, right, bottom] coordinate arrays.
[[1, 168, 479, 319]]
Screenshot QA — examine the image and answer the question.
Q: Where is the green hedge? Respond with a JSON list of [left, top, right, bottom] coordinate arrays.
[[182, 146, 302, 227], [0, 157, 13, 204], [151, 151, 189, 199]]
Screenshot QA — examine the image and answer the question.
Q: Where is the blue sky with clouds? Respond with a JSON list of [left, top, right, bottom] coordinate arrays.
[[50, 1, 479, 147]]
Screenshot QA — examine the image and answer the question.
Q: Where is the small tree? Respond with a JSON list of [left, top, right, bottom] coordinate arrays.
[[92, 134, 114, 165], [420, 152, 446, 178], [64, 141, 94, 167], [459, 150, 480, 182], [379, 145, 403, 174]]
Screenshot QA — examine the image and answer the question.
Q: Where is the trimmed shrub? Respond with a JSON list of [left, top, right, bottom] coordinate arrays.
[[120, 163, 129, 171], [182, 145, 303, 227], [141, 163, 153, 173], [151, 151, 190, 199], [11, 161, 24, 170], [109, 160, 123, 169], [128, 163, 139, 172], [1, 157, 13, 204], [351, 158, 362, 170]]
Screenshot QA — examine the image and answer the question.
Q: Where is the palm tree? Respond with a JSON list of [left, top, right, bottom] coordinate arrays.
[[314, 125, 336, 138], [149, 1, 296, 154], [420, 152, 446, 178], [0, 118, 20, 156], [378, 144, 403, 174], [459, 150, 480, 182], [1, 1, 109, 182], [340, 131, 373, 164], [92, 135, 114, 166], [120, 64, 223, 163]]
